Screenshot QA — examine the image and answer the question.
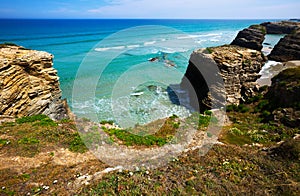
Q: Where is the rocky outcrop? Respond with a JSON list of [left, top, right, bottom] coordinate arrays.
[[181, 45, 266, 110], [231, 25, 266, 51], [261, 21, 300, 34], [268, 29, 300, 61], [0, 44, 70, 120], [266, 67, 300, 127]]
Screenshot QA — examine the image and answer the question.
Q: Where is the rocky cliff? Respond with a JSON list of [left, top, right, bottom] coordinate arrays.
[[0, 44, 70, 120], [230, 25, 266, 51], [268, 29, 300, 62], [181, 45, 266, 111], [266, 67, 300, 127], [261, 21, 300, 34]]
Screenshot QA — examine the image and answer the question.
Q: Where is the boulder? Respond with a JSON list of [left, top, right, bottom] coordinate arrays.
[[231, 25, 266, 51], [268, 29, 300, 62], [0, 44, 70, 120]]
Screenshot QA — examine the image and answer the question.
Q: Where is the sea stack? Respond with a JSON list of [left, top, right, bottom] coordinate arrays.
[[230, 25, 266, 51]]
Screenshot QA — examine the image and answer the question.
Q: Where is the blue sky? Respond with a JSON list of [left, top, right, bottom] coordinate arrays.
[[0, 0, 299, 19]]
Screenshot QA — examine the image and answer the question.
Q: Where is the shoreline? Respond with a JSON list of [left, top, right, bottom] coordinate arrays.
[[257, 60, 300, 86]]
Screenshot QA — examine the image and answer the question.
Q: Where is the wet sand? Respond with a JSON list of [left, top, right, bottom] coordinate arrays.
[[257, 60, 300, 86]]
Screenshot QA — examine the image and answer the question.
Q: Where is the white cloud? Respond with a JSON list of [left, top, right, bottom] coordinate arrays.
[[87, 0, 300, 18]]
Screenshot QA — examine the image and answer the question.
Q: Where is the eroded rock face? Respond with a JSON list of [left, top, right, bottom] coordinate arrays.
[[0, 45, 69, 120], [261, 21, 300, 34], [266, 67, 300, 127], [211, 45, 266, 105], [181, 45, 266, 110], [268, 29, 300, 62], [231, 25, 266, 51]]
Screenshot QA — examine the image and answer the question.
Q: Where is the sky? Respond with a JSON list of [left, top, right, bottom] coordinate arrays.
[[0, 0, 299, 19]]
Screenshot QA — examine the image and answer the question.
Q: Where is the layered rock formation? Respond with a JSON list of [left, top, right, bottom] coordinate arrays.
[[181, 45, 266, 110], [0, 44, 69, 120], [268, 29, 300, 61], [230, 25, 266, 51], [261, 21, 300, 34]]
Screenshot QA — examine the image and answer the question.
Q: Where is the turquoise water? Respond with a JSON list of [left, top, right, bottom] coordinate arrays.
[[0, 19, 274, 125]]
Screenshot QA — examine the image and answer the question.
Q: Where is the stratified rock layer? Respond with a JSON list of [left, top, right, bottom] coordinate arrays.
[[181, 45, 266, 110], [0, 45, 69, 120], [261, 21, 300, 34], [211, 46, 266, 105], [268, 29, 300, 62], [231, 25, 266, 51]]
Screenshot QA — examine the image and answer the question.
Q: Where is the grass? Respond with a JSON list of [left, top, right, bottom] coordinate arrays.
[[0, 101, 299, 195], [98, 115, 186, 147], [226, 104, 250, 113], [220, 99, 299, 146], [103, 128, 169, 147], [99, 113, 217, 147], [69, 135, 88, 153], [16, 114, 57, 127], [82, 143, 299, 195], [0, 114, 87, 157]]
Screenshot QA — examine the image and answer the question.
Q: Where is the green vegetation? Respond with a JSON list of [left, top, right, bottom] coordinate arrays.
[[221, 97, 299, 146], [226, 104, 250, 113], [273, 67, 300, 81], [18, 137, 39, 145], [69, 135, 88, 153], [104, 128, 168, 146], [0, 90, 299, 195], [100, 120, 114, 125], [0, 114, 87, 157], [250, 24, 266, 34], [206, 47, 214, 54], [0, 138, 10, 147], [16, 114, 57, 127]]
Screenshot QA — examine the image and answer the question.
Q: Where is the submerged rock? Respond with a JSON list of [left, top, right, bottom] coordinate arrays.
[[231, 25, 266, 51], [0, 44, 70, 120]]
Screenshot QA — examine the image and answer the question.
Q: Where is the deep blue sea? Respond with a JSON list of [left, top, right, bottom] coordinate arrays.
[[0, 19, 282, 126]]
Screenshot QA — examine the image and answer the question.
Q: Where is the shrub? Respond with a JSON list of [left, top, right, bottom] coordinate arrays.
[[198, 115, 211, 128]]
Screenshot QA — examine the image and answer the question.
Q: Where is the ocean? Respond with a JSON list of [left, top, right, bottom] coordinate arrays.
[[0, 19, 283, 126]]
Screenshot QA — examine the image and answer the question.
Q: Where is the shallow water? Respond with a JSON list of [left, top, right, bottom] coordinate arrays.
[[0, 19, 276, 125]]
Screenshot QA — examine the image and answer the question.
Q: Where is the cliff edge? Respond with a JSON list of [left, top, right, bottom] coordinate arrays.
[[181, 45, 266, 111], [0, 44, 70, 120]]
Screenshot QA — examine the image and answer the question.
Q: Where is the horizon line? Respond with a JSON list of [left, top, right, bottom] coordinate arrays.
[[0, 18, 292, 20]]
